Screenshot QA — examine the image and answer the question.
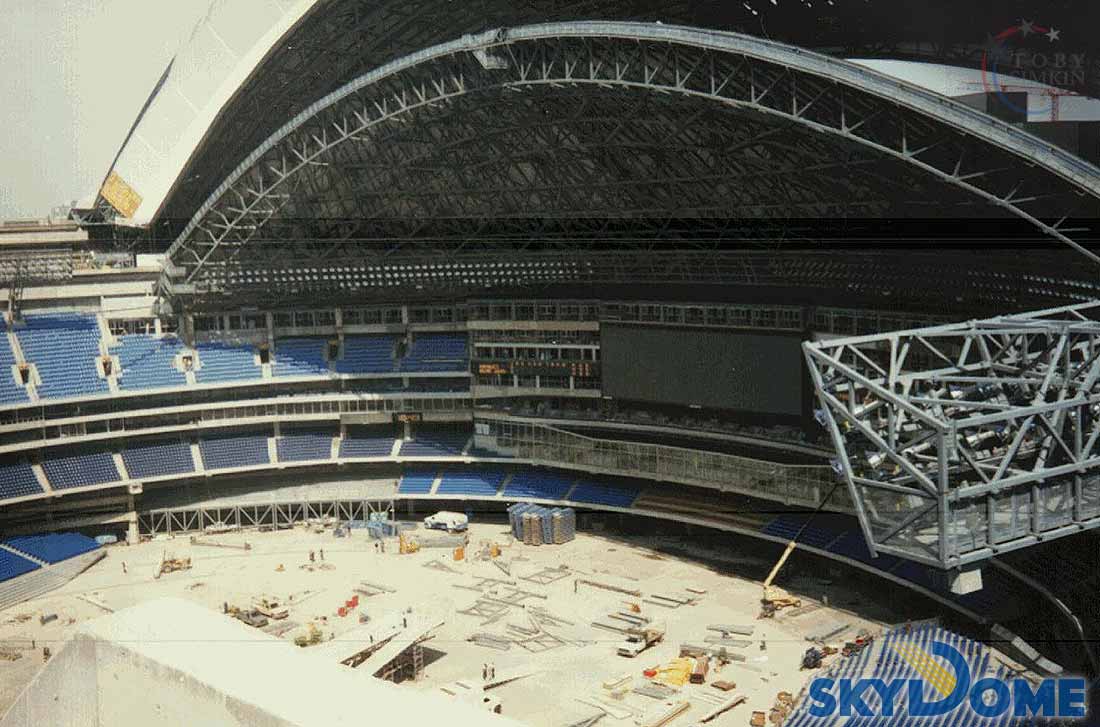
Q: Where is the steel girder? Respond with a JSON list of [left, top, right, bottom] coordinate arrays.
[[161, 22, 1100, 310], [805, 301, 1100, 570], [134, 0, 1100, 231]]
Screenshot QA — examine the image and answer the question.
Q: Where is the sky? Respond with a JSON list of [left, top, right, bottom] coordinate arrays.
[[0, 0, 208, 219]]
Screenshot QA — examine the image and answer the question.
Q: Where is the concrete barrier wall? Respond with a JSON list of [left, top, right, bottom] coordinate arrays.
[[0, 637, 98, 727]]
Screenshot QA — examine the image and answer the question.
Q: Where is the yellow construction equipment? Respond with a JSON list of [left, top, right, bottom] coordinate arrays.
[[758, 480, 845, 618], [399, 532, 420, 554], [293, 622, 324, 648], [759, 540, 802, 618], [155, 552, 192, 579]]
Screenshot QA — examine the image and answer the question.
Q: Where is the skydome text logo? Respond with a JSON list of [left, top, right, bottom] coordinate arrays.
[[806, 639, 1088, 720]]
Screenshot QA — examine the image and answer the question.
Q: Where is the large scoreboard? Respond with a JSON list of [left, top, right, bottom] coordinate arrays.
[[600, 323, 805, 416]]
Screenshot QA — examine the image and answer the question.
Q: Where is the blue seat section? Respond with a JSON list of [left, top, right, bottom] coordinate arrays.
[[569, 479, 643, 508], [0, 318, 29, 404], [759, 513, 846, 550], [400, 334, 467, 372], [41, 450, 120, 489], [399, 426, 469, 456], [504, 470, 575, 500], [4, 533, 100, 564], [277, 428, 334, 462], [112, 334, 187, 391], [194, 342, 260, 383], [397, 469, 437, 494], [273, 338, 329, 377], [122, 440, 194, 479], [0, 548, 39, 583], [334, 335, 395, 374], [0, 460, 43, 500], [199, 433, 270, 470], [17, 313, 108, 400], [339, 426, 396, 458], [437, 470, 505, 496]]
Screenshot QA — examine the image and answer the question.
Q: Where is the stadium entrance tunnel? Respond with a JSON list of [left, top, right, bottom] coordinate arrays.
[[162, 22, 1100, 310]]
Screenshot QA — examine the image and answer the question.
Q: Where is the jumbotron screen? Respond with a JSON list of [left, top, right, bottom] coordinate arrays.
[[600, 324, 804, 416]]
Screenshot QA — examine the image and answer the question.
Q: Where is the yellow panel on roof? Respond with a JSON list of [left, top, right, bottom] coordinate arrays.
[[100, 171, 143, 219]]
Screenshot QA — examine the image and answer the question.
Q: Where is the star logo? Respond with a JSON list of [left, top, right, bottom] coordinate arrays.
[[1046, 27, 1061, 42], [1019, 19, 1035, 37]]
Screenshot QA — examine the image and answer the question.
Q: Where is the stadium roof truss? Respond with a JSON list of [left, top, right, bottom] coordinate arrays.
[[160, 22, 1100, 310], [806, 301, 1100, 570]]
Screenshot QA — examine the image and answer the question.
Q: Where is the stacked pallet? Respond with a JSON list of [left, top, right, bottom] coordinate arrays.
[[507, 504, 576, 545]]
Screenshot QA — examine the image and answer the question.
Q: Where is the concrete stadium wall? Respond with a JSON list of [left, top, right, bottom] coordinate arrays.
[[0, 637, 98, 727]]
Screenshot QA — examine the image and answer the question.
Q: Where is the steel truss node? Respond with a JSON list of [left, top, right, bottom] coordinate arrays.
[[806, 301, 1100, 570], [162, 22, 1100, 309]]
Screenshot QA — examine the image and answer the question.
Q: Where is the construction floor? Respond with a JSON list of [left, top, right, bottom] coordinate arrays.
[[0, 521, 917, 725]]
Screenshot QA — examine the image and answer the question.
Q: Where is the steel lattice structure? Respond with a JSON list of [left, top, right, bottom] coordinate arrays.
[[805, 301, 1100, 570], [160, 22, 1100, 311]]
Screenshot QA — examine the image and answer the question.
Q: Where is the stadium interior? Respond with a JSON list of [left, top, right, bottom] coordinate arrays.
[[1, 0, 1099, 725]]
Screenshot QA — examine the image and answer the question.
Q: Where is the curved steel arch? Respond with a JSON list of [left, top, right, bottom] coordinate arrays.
[[165, 21, 1100, 299]]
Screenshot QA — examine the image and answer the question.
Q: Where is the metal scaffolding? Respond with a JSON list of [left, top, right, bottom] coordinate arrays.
[[805, 301, 1100, 570], [160, 22, 1100, 311]]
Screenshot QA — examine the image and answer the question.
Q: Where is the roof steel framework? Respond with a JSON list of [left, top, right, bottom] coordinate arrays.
[[161, 22, 1100, 311], [805, 301, 1100, 570]]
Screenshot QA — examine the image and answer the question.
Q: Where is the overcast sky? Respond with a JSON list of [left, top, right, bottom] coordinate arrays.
[[0, 0, 207, 219]]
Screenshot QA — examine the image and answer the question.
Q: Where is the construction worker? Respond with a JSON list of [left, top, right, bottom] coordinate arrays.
[[309, 550, 315, 563], [42, 647, 50, 662], [482, 664, 488, 681], [319, 549, 324, 561], [121, 561, 127, 574]]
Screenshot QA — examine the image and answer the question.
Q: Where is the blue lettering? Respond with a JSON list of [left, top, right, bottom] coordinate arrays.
[[807, 679, 836, 717], [1011, 679, 1055, 717], [869, 679, 906, 717], [969, 678, 1011, 718], [839, 679, 876, 716], [1057, 679, 1087, 718]]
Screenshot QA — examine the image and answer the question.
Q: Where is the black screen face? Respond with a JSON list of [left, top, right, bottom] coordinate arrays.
[[600, 324, 804, 415]]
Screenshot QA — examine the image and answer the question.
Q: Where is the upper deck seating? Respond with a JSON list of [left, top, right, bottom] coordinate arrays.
[[16, 313, 108, 399], [113, 334, 188, 391], [0, 318, 29, 404], [273, 338, 329, 377], [400, 334, 467, 372], [334, 335, 396, 374], [194, 342, 261, 384]]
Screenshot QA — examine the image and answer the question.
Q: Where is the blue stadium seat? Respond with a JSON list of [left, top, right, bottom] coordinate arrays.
[[0, 460, 43, 500], [339, 426, 396, 458], [399, 426, 469, 456], [17, 313, 108, 400], [122, 440, 194, 479], [436, 470, 505, 496], [568, 479, 642, 508], [199, 433, 270, 469], [273, 338, 330, 377], [41, 450, 120, 489], [0, 318, 30, 404], [400, 334, 468, 372], [334, 336, 396, 374], [276, 428, 334, 462], [0, 548, 39, 583], [4, 533, 100, 564], [397, 469, 437, 494], [194, 342, 261, 383], [504, 470, 575, 500], [112, 334, 187, 391]]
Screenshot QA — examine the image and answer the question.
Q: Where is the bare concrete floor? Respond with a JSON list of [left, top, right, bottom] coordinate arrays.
[[0, 522, 910, 725]]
